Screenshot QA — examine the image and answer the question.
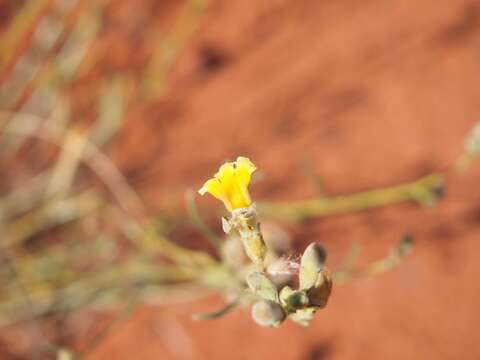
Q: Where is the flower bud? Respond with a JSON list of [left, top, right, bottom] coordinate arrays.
[[251, 300, 285, 327], [299, 242, 327, 290], [267, 258, 299, 287], [279, 286, 308, 310], [306, 269, 333, 308], [247, 271, 278, 302]]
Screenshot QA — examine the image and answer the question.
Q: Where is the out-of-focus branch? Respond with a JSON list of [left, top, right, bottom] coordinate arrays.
[[333, 235, 414, 283], [258, 173, 444, 221]]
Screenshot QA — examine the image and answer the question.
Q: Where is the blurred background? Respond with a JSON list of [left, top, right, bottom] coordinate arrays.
[[1, 0, 480, 359]]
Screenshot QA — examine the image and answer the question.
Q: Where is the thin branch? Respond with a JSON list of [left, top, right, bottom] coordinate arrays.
[[192, 297, 241, 321], [258, 173, 444, 221], [0, 111, 216, 266], [333, 235, 414, 283]]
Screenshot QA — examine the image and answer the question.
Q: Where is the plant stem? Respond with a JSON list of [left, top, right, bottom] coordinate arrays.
[[0, 260, 208, 327], [0, 113, 216, 267], [332, 235, 413, 283], [258, 173, 444, 221]]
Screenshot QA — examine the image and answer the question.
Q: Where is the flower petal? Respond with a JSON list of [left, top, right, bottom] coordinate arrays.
[[198, 178, 224, 199], [235, 156, 256, 185]]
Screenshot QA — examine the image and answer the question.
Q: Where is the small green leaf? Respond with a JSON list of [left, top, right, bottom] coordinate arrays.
[[247, 271, 279, 302]]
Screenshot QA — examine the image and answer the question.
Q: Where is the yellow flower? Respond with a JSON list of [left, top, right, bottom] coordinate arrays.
[[198, 156, 257, 211]]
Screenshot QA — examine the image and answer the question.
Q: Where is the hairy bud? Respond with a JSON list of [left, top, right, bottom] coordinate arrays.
[[251, 300, 285, 327], [299, 242, 327, 290], [266, 258, 299, 287], [247, 271, 279, 302], [306, 269, 333, 308]]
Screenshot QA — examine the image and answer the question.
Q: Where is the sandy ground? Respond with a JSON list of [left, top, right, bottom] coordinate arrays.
[[2, 0, 480, 359]]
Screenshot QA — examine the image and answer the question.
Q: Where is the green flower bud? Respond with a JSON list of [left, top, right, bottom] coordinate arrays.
[[251, 300, 285, 327], [280, 288, 308, 310], [288, 291, 309, 309], [299, 243, 326, 290], [247, 271, 279, 302]]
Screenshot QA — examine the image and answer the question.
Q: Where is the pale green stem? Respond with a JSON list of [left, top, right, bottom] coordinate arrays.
[[258, 173, 444, 221], [333, 235, 413, 283]]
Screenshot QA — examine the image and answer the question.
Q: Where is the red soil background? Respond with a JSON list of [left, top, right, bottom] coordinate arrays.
[[3, 0, 480, 359]]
